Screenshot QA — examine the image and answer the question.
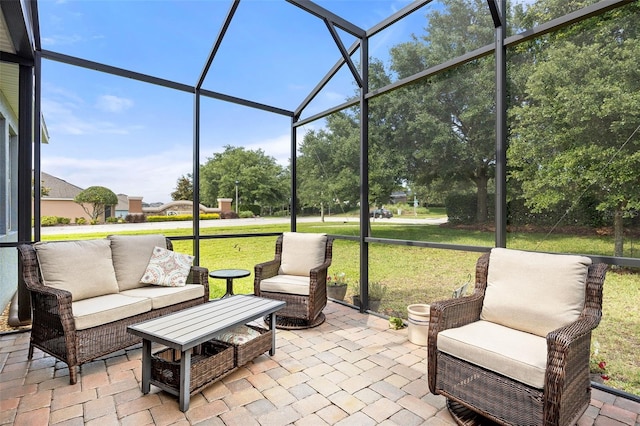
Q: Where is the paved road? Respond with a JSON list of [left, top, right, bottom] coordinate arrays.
[[40, 215, 447, 235]]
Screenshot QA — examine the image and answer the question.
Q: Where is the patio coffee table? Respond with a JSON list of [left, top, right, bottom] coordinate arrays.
[[128, 295, 285, 411]]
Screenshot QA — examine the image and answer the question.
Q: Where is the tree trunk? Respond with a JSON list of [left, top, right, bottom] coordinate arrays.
[[320, 202, 325, 222], [475, 175, 488, 223], [613, 206, 624, 258]]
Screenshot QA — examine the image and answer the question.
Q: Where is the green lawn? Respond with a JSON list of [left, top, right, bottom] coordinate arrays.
[[42, 220, 640, 395]]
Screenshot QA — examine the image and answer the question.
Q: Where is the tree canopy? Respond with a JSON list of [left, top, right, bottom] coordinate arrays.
[[171, 174, 193, 201], [199, 146, 288, 213], [74, 186, 118, 222], [509, 2, 640, 256]]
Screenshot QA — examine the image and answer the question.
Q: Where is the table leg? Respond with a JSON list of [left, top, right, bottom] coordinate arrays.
[[179, 348, 192, 412], [269, 313, 277, 355], [142, 339, 151, 394], [225, 278, 234, 297]]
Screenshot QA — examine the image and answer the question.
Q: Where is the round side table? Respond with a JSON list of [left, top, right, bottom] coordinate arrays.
[[209, 269, 250, 298]]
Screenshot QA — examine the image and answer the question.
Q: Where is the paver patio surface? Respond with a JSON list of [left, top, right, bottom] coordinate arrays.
[[1, 301, 638, 425]]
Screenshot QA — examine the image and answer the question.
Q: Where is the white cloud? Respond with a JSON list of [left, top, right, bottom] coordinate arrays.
[[96, 95, 134, 113], [42, 97, 141, 136], [42, 148, 193, 203], [41, 34, 84, 47]]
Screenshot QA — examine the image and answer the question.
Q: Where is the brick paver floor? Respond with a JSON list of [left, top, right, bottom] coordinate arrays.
[[1, 301, 639, 425]]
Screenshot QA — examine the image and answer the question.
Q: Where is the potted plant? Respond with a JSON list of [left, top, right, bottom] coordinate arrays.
[[326, 272, 348, 301], [352, 281, 387, 311]]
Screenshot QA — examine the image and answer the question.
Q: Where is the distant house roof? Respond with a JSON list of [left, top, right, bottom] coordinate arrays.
[[41, 172, 84, 199]]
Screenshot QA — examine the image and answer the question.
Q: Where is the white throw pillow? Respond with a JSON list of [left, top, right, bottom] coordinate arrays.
[[34, 240, 120, 301], [278, 232, 327, 276], [140, 246, 194, 287], [481, 248, 591, 337]]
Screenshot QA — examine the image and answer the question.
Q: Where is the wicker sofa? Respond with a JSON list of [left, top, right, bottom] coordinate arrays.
[[18, 234, 209, 384]]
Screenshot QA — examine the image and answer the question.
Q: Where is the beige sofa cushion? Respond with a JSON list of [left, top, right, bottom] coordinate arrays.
[[480, 248, 591, 337], [120, 284, 204, 310], [72, 294, 152, 330], [108, 234, 167, 291], [34, 240, 119, 301], [278, 232, 327, 276], [260, 275, 310, 296], [438, 320, 547, 389]]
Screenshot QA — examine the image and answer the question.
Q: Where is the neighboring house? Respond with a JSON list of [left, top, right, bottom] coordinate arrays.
[[40, 172, 89, 222], [115, 193, 131, 218], [40, 172, 126, 223]]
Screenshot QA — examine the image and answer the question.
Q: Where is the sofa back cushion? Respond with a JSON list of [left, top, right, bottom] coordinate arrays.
[[34, 239, 119, 301], [480, 248, 591, 337], [108, 234, 168, 291], [278, 232, 327, 276]]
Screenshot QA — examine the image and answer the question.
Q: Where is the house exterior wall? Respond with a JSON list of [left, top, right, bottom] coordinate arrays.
[[41, 198, 93, 222], [0, 84, 19, 310]]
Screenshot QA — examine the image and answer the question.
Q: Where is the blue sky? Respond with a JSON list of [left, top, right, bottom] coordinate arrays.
[[37, 0, 435, 203], [40, 0, 542, 204]]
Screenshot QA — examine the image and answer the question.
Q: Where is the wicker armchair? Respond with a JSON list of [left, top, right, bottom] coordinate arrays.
[[428, 248, 607, 426], [254, 232, 333, 328]]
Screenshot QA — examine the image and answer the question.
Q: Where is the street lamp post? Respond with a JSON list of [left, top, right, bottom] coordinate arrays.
[[235, 180, 239, 214]]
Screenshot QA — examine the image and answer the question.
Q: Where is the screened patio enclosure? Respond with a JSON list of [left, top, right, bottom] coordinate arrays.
[[1, 0, 639, 396]]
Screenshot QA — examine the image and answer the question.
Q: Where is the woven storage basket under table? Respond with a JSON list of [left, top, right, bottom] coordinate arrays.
[[151, 341, 234, 395], [215, 324, 273, 367]]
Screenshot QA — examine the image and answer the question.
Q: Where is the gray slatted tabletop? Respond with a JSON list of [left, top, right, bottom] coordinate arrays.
[[128, 295, 285, 411]]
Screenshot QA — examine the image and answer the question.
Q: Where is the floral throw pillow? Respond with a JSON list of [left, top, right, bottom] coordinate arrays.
[[140, 246, 194, 287]]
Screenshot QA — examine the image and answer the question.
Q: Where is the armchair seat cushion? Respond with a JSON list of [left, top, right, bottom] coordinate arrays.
[[72, 294, 152, 330], [438, 320, 547, 389], [121, 284, 204, 309], [260, 274, 310, 296]]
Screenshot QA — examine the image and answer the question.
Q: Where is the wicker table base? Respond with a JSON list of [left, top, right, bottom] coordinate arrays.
[[447, 400, 501, 426], [265, 312, 326, 330]]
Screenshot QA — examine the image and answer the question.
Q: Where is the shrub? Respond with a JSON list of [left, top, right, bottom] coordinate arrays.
[[106, 216, 119, 223], [41, 216, 58, 227], [200, 213, 220, 220], [239, 204, 261, 216], [220, 211, 239, 219], [57, 217, 71, 225], [75, 217, 87, 225], [239, 210, 254, 218], [125, 214, 146, 223]]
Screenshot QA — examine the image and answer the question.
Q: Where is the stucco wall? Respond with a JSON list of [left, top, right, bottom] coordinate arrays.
[[0, 87, 18, 310], [41, 199, 93, 222]]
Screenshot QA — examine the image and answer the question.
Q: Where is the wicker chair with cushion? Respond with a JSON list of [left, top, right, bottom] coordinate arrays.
[[254, 232, 333, 328], [428, 248, 607, 426]]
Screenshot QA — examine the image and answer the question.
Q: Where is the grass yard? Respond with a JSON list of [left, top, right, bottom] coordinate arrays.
[[42, 220, 640, 395]]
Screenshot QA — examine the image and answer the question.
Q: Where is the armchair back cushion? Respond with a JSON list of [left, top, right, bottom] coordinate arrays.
[[34, 240, 119, 301], [480, 248, 592, 336], [278, 232, 327, 276], [108, 234, 167, 291]]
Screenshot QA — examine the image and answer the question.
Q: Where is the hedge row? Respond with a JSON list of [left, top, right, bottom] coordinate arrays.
[[444, 192, 613, 228]]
